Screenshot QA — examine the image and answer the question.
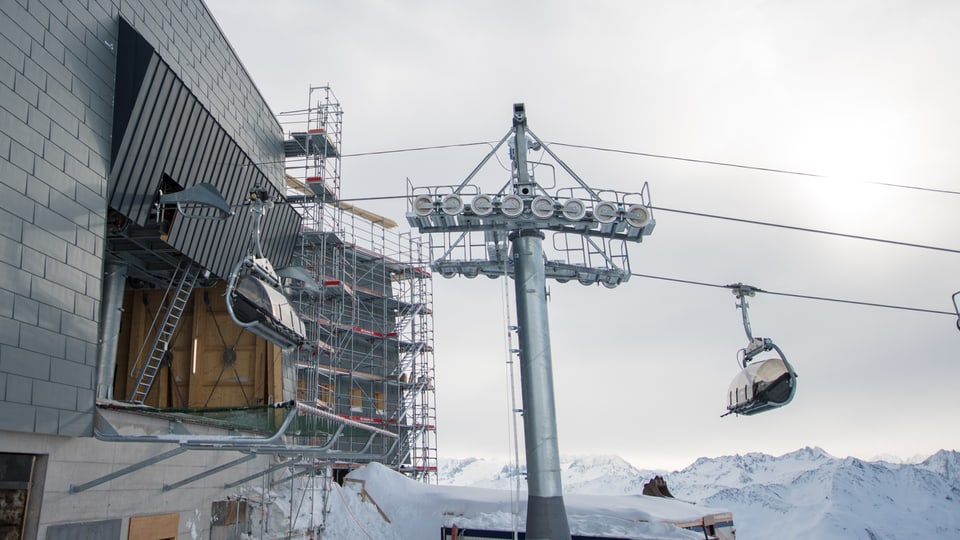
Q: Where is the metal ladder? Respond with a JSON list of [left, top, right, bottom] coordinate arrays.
[[129, 259, 202, 403], [393, 302, 425, 337]]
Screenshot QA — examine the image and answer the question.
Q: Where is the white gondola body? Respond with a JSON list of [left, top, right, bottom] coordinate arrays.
[[726, 357, 797, 416], [228, 257, 306, 351]]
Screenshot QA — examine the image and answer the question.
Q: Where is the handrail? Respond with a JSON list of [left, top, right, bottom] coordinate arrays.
[[95, 400, 398, 446]]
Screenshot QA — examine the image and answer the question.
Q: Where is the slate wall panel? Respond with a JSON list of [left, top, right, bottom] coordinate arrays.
[[0, 0, 289, 435]]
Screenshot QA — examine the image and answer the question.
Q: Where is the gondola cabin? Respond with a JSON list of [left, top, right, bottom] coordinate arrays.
[[726, 357, 797, 416], [228, 257, 307, 351]]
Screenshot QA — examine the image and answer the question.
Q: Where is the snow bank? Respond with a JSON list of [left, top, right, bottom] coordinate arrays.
[[330, 462, 710, 539]]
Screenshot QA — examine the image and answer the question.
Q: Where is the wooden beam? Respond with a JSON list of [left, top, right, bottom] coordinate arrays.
[[286, 172, 398, 228], [285, 174, 307, 194], [338, 201, 398, 229]]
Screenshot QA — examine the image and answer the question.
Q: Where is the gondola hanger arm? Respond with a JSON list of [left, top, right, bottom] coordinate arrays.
[[952, 291, 960, 331], [727, 282, 765, 344]]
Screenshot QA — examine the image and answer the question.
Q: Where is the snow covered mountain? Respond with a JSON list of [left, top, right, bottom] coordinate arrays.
[[438, 449, 960, 540]]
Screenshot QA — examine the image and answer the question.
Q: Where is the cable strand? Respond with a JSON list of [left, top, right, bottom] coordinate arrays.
[[630, 272, 955, 316], [651, 205, 960, 255], [548, 141, 960, 197]]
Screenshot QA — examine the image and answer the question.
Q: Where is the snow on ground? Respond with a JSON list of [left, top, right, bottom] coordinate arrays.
[[231, 448, 960, 539], [327, 462, 707, 539], [438, 449, 960, 540], [235, 461, 708, 539]]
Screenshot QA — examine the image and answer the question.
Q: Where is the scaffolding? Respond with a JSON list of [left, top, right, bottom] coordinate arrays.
[[281, 86, 438, 483]]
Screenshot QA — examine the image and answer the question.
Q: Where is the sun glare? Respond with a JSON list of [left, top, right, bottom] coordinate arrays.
[[801, 116, 907, 234]]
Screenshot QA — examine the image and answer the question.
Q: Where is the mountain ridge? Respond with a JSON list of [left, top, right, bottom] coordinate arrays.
[[437, 448, 960, 540]]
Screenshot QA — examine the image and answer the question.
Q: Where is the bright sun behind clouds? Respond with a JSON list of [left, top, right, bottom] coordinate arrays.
[[786, 104, 918, 236]]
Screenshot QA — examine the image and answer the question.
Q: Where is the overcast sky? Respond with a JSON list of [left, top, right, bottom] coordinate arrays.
[[205, 0, 960, 470]]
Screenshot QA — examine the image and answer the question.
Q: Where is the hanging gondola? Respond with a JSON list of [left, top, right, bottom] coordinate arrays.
[[225, 189, 306, 351], [723, 284, 797, 417], [725, 338, 797, 416]]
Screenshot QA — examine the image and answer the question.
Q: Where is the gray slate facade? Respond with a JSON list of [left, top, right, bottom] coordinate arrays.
[[0, 0, 284, 436]]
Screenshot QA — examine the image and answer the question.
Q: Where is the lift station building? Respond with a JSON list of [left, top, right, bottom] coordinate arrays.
[[0, 0, 436, 537]]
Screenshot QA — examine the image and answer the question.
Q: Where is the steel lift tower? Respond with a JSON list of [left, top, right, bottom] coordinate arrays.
[[407, 104, 655, 539]]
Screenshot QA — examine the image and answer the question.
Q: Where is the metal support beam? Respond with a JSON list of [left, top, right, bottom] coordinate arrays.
[[96, 262, 127, 400], [241, 439, 400, 461], [224, 458, 301, 489], [512, 230, 571, 540], [94, 403, 301, 445], [453, 129, 514, 194], [69, 447, 187, 494], [510, 105, 571, 540], [267, 459, 338, 488], [163, 453, 257, 492], [270, 467, 318, 488]]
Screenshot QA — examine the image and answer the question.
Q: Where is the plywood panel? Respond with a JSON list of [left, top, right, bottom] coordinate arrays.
[[115, 282, 281, 408], [128, 513, 178, 540]]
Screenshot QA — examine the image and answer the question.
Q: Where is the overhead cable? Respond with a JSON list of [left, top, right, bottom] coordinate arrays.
[[651, 205, 960, 255], [630, 272, 955, 317], [340, 141, 497, 158], [320, 195, 960, 256], [267, 138, 959, 198], [240, 141, 496, 168], [548, 141, 960, 197]]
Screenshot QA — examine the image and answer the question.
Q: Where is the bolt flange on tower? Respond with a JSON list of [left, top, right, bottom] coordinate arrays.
[[407, 104, 655, 539]]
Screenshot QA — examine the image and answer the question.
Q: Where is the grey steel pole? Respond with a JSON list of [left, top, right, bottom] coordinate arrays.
[[511, 231, 571, 540], [511, 103, 571, 540], [96, 262, 128, 400]]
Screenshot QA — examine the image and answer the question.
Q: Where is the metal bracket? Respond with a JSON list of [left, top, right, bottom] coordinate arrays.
[[163, 453, 257, 492], [728, 283, 776, 366], [159, 183, 233, 220], [83, 403, 401, 495], [729, 283, 764, 343], [169, 420, 192, 435], [69, 447, 188, 494], [953, 291, 960, 331], [743, 337, 774, 364], [224, 457, 302, 489], [729, 282, 762, 298]]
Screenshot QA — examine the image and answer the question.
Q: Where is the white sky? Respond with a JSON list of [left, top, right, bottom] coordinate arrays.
[[205, 0, 960, 470]]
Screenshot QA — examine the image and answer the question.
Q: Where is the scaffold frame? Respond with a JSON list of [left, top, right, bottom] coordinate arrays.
[[281, 86, 438, 483]]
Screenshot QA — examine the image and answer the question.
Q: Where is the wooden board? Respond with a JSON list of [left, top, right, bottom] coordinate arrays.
[[128, 512, 178, 540], [117, 282, 280, 408]]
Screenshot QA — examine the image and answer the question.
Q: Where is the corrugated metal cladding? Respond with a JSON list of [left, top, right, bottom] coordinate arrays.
[[108, 18, 300, 279]]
